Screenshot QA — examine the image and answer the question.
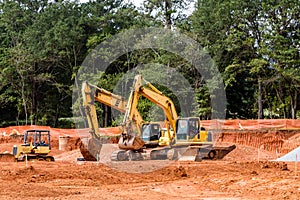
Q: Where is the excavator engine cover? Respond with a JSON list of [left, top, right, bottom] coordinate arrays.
[[79, 137, 102, 161]]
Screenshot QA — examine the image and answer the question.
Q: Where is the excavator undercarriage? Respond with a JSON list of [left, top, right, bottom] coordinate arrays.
[[109, 143, 236, 161]]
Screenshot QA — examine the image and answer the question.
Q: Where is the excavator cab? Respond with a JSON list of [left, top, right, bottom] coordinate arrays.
[[141, 123, 161, 147], [175, 117, 212, 144]]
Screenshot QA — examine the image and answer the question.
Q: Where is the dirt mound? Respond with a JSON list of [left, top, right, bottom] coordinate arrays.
[[0, 135, 23, 145], [221, 144, 277, 162], [54, 149, 82, 162], [259, 161, 288, 170]]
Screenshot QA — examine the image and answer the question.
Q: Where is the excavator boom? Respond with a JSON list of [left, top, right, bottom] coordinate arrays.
[[82, 82, 101, 139], [80, 81, 150, 160]]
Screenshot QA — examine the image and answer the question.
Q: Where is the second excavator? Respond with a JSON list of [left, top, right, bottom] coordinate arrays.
[[80, 81, 162, 161]]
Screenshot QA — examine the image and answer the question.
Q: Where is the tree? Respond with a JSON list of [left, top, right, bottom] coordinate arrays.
[[259, 0, 300, 118], [0, 0, 114, 126], [141, 0, 193, 28], [191, 0, 300, 119]]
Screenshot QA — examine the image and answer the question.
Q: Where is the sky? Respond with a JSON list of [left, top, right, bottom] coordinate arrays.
[[79, 0, 195, 16]]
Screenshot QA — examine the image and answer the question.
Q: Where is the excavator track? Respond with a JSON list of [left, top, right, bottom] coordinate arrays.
[[111, 150, 144, 161], [148, 144, 236, 161], [111, 150, 129, 161], [110, 144, 236, 161], [149, 148, 170, 160], [212, 144, 236, 159], [178, 144, 236, 161]]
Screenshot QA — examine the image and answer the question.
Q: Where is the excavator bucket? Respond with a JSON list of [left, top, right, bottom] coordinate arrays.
[[118, 135, 145, 151], [79, 137, 103, 161]]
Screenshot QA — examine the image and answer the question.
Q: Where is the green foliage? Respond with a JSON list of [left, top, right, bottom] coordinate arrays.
[[0, 0, 299, 128], [0, 0, 137, 127], [191, 0, 300, 119]]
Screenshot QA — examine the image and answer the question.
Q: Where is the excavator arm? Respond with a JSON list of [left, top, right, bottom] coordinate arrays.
[[140, 81, 178, 132], [118, 75, 178, 149], [87, 82, 144, 134], [82, 81, 147, 132], [81, 81, 101, 139], [80, 81, 146, 160]]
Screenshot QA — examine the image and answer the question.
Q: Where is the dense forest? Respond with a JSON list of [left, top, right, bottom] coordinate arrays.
[[0, 0, 299, 128]]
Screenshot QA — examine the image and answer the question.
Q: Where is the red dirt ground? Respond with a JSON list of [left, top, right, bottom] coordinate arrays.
[[0, 131, 300, 199]]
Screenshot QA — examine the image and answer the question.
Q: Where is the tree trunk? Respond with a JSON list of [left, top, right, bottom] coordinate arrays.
[[75, 77, 87, 128], [275, 82, 287, 118], [165, 0, 172, 29], [31, 64, 37, 125], [17, 66, 28, 125], [104, 105, 108, 127], [54, 99, 60, 127], [257, 78, 263, 119], [291, 90, 297, 119]]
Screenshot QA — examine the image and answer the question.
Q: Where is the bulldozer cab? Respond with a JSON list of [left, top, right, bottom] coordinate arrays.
[[24, 130, 51, 149]]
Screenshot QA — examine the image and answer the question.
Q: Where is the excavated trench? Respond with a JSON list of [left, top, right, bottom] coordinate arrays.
[[218, 130, 300, 154]]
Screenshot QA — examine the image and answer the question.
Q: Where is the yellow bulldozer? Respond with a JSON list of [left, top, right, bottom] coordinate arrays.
[[0, 130, 55, 162]]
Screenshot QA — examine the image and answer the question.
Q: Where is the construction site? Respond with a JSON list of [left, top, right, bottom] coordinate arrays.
[[0, 120, 299, 200], [0, 75, 300, 199], [0, 0, 299, 199]]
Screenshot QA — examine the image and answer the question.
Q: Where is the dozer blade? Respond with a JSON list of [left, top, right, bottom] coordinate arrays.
[[213, 144, 236, 159], [118, 136, 145, 151], [79, 137, 102, 161], [0, 153, 15, 162], [177, 148, 201, 162]]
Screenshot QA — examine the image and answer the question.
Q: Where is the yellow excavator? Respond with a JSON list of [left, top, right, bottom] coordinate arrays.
[[80, 82, 162, 161], [110, 75, 235, 161], [81, 75, 235, 161]]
